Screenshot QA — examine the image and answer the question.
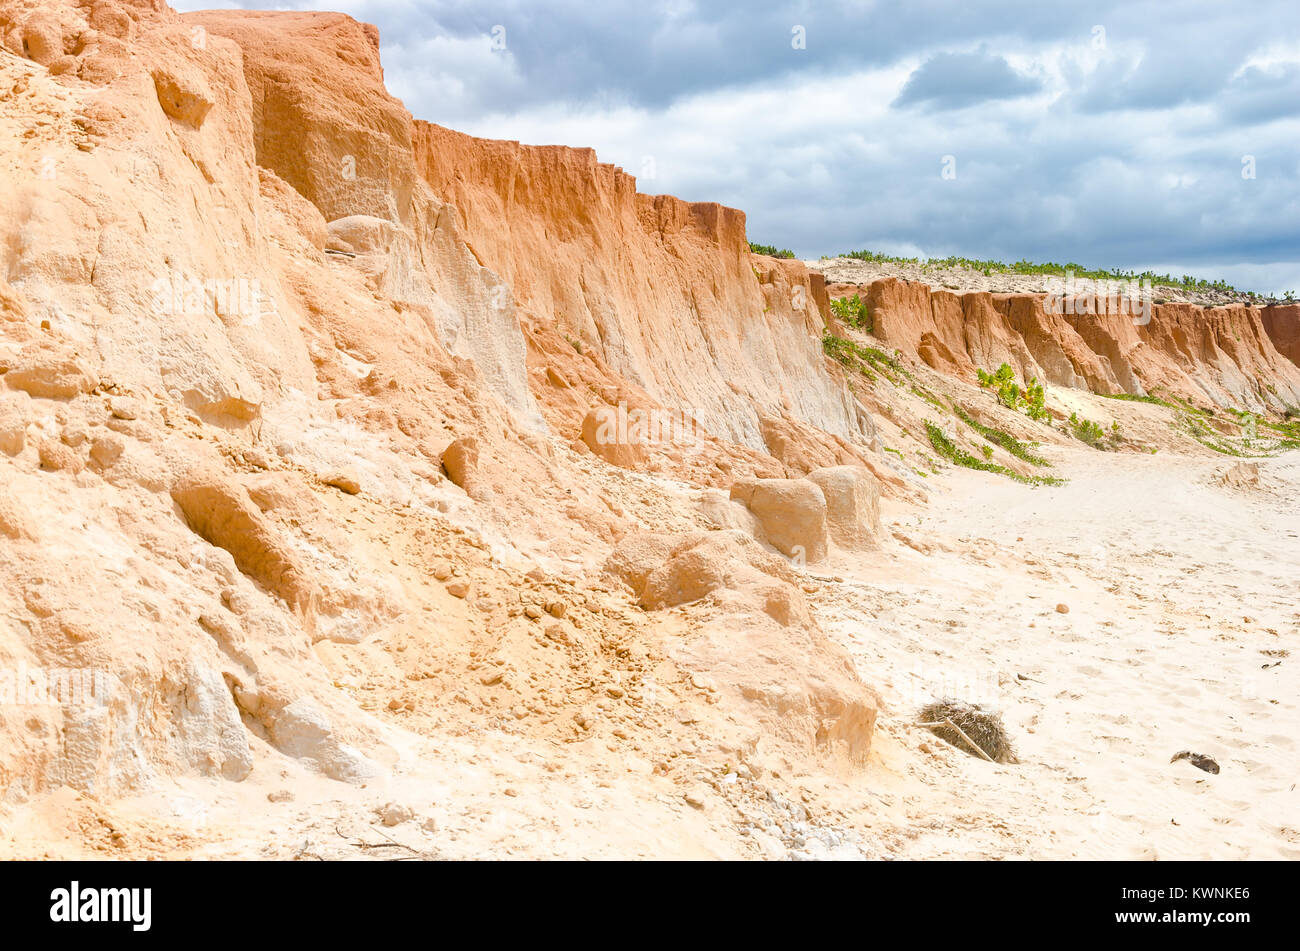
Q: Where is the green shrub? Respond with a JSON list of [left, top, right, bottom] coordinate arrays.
[[829, 294, 872, 331], [1068, 413, 1106, 447], [749, 242, 795, 259], [976, 363, 1050, 422]]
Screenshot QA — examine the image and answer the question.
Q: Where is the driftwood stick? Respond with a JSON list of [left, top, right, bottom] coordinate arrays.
[[916, 718, 996, 763]]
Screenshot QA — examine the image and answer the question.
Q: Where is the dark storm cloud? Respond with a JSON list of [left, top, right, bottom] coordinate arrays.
[[893, 50, 1042, 110]]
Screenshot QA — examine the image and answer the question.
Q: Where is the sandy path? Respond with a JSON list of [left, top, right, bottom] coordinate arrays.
[[817, 447, 1299, 859]]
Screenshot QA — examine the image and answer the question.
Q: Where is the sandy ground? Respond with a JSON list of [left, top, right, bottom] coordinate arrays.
[[7, 442, 1292, 861], [825, 446, 1300, 859]]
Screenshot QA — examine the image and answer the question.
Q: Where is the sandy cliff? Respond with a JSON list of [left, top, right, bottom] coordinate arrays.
[[0, 0, 1296, 859], [0, 0, 878, 828]]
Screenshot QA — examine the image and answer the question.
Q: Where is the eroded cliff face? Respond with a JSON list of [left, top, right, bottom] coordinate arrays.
[[833, 278, 1300, 412], [412, 123, 875, 454], [1262, 304, 1300, 367], [0, 0, 879, 818]]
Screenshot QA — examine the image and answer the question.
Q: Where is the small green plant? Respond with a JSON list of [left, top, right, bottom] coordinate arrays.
[[976, 363, 1050, 422], [1023, 378, 1050, 422], [1068, 413, 1106, 447], [829, 294, 872, 331], [748, 242, 795, 259]]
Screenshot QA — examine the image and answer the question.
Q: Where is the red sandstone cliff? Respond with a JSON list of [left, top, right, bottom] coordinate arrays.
[[1262, 304, 1300, 368], [830, 278, 1300, 412]]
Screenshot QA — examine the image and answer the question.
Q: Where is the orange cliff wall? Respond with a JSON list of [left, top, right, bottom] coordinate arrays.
[[188, 7, 870, 455], [834, 278, 1300, 412], [1262, 304, 1300, 368], [411, 123, 869, 452]]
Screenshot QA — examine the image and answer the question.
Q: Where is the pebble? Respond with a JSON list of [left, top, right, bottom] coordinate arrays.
[[324, 471, 361, 495], [376, 802, 414, 827]]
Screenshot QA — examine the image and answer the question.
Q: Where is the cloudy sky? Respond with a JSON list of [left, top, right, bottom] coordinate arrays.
[[177, 1, 1300, 294]]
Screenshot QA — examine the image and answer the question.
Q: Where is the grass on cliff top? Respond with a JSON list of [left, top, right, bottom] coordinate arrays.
[[749, 242, 796, 259], [925, 421, 1065, 486], [831, 249, 1264, 296]]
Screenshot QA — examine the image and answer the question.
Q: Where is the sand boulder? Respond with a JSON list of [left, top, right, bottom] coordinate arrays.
[[807, 465, 881, 550], [737, 477, 829, 563]]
